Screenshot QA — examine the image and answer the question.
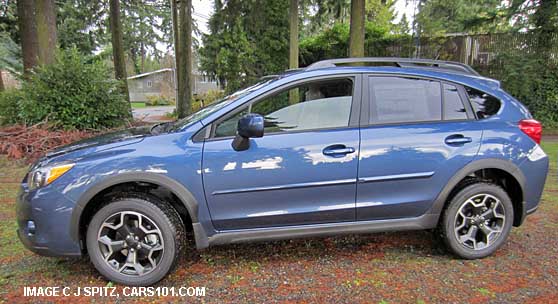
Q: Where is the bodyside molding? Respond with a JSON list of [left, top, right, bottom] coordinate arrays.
[[358, 171, 435, 183], [207, 214, 438, 246], [212, 178, 356, 195], [70, 172, 200, 243]]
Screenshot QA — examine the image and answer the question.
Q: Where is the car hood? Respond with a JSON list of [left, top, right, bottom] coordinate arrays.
[[45, 126, 151, 159]]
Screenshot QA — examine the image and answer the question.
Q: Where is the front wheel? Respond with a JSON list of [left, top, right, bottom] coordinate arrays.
[[441, 183, 514, 259], [86, 196, 185, 286]]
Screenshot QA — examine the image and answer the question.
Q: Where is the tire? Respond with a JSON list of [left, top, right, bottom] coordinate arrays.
[[86, 195, 185, 286], [441, 182, 514, 259]]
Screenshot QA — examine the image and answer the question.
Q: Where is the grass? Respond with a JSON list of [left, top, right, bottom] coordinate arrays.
[[131, 102, 146, 108], [0, 142, 557, 303]]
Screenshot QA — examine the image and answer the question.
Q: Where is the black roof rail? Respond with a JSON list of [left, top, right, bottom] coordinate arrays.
[[305, 57, 480, 76]]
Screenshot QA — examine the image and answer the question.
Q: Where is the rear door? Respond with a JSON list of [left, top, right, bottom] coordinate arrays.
[[356, 75, 483, 221]]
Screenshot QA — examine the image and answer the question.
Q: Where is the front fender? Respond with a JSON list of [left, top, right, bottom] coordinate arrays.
[[69, 172, 201, 245]]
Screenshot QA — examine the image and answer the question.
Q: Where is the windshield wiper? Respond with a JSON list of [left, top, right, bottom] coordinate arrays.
[[150, 121, 174, 134]]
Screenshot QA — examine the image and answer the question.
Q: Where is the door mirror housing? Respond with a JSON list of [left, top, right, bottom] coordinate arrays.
[[232, 113, 264, 151]]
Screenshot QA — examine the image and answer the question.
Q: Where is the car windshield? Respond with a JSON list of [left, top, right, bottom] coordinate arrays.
[[169, 79, 274, 131]]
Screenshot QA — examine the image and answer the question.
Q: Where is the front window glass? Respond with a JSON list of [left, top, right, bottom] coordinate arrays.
[[214, 78, 354, 137], [170, 80, 274, 131]]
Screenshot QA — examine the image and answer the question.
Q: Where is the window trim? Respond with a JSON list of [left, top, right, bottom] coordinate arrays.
[[362, 74, 475, 127], [206, 74, 362, 141]]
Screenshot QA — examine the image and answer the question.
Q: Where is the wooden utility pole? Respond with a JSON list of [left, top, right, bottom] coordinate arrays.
[[109, 0, 131, 104], [349, 0, 365, 58], [176, 0, 193, 119]]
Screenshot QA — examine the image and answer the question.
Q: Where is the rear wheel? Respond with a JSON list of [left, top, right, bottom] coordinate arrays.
[[441, 183, 513, 259], [86, 196, 185, 285]]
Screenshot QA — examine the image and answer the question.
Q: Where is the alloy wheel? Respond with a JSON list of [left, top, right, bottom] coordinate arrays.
[[453, 193, 506, 250], [97, 211, 165, 276]]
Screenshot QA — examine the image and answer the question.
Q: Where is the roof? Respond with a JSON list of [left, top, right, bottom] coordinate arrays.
[[127, 68, 173, 80]]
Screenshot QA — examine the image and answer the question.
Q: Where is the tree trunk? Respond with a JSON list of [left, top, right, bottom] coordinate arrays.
[[109, 0, 131, 106], [17, 0, 39, 75], [349, 0, 365, 58], [176, 0, 193, 119], [0, 71, 4, 92], [35, 0, 57, 66], [289, 0, 299, 104], [289, 0, 299, 70], [171, 0, 180, 106]]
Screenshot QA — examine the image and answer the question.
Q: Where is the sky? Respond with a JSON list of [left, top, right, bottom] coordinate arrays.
[[192, 0, 417, 38]]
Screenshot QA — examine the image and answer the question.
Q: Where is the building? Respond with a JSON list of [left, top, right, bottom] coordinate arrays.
[[127, 68, 220, 103]]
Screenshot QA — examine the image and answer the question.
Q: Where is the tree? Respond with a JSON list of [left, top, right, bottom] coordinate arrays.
[[349, 0, 365, 57], [57, 0, 107, 55], [415, 0, 512, 36], [200, 0, 288, 92], [532, 0, 558, 57], [290, 0, 299, 71], [394, 13, 410, 35], [17, 0, 38, 75], [109, 0, 131, 104], [175, 0, 193, 118], [35, 0, 57, 66]]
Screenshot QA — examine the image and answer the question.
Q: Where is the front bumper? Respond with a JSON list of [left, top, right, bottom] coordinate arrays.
[[16, 183, 82, 257]]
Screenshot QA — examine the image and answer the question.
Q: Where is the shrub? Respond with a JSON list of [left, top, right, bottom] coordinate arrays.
[[146, 95, 173, 106], [18, 48, 131, 130], [0, 88, 25, 125]]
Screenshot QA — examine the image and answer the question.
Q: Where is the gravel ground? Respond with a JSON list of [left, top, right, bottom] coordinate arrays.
[[0, 142, 556, 304]]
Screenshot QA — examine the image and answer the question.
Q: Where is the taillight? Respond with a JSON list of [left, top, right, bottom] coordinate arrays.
[[519, 119, 542, 144]]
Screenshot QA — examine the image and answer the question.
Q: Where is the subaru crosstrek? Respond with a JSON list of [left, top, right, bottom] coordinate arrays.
[[16, 58, 549, 286]]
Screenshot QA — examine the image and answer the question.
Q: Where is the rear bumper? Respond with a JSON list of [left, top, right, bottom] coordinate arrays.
[[16, 185, 82, 257]]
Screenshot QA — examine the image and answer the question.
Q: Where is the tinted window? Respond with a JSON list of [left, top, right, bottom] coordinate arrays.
[[465, 87, 501, 118], [214, 79, 353, 137], [369, 77, 441, 124], [443, 84, 468, 120]]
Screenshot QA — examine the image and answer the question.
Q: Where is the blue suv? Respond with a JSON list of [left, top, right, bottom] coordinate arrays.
[[16, 58, 549, 285]]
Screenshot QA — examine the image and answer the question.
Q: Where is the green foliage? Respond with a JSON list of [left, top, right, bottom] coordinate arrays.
[[146, 95, 172, 106], [416, 0, 513, 36], [57, 0, 107, 54], [0, 31, 21, 73], [200, 0, 289, 93], [300, 22, 411, 65], [0, 88, 25, 125], [495, 54, 558, 128], [5, 48, 130, 129]]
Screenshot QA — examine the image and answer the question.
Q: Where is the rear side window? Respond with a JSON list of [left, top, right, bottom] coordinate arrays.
[[369, 77, 441, 124], [443, 84, 468, 120], [465, 87, 501, 119]]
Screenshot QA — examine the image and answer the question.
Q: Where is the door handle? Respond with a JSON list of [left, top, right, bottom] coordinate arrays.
[[323, 145, 356, 156], [445, 135, 473, 145]]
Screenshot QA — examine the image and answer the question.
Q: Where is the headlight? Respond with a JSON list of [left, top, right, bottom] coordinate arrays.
[[28, 163, 75, 190]]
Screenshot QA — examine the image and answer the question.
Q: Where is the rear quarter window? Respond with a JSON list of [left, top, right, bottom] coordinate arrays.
[[465, 87, 501, 119]]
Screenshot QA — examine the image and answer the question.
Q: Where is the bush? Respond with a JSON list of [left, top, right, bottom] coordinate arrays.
[[0, 89, 25, 125], [13, 48, 131, 130], [491, 53, 558, 128], [146, 95, 173, 106]]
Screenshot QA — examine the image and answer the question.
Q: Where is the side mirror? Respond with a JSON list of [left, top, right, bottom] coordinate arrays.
[[232, 113, 264, 151]]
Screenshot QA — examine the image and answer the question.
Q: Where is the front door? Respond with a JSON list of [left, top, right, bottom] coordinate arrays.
[[202, 76, 361, 230]]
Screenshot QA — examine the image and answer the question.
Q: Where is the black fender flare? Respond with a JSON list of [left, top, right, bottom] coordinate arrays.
[[69, 172, 200, 243], [427, 158, 526, 223]]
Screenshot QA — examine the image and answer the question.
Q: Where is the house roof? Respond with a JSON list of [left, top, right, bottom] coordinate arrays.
[[127, 68, 174, 80]]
